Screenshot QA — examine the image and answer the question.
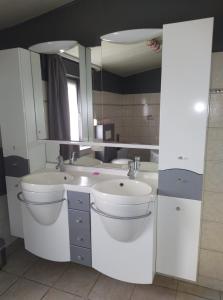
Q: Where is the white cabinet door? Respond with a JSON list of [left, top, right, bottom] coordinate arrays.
[[159, 18, 213, 174], [5, 176, 23, 238], [0, 49, 28, 158], [156, 195, 201, 281]]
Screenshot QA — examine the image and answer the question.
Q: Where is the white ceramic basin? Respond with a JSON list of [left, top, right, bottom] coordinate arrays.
[[21, 171, 74, 192], [20, 171, 74, 225], [92, 179, 152, 205], [91, 179, 153, 242]]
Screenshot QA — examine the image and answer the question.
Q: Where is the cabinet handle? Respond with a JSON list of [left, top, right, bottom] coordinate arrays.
[[77, 255, 84, 261], [76, 237, 84, 242], [77, 199, 83, 204], [177, 156, 188, 160], [176, 206, 181, 211], [76, 218, 82, 223]]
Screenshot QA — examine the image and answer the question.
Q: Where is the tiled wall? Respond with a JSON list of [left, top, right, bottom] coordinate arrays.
[[93, 90, 160, 145], [198, 52, 223, 291]]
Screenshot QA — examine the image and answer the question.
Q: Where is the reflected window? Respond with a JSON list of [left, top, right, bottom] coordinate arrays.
[[67, 79, 79, 141]]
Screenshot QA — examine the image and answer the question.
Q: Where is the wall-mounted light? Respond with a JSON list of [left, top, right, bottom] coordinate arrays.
[[101, 29, 162, 44], [29, 41, 77, 54]]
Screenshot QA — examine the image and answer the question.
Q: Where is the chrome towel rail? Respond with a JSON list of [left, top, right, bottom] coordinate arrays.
[[17, 192, 65, 206], [90, 202, 151, 220]]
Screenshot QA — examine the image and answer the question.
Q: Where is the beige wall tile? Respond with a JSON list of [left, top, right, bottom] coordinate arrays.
[[201, 221, 223, 252], [203, 192, 223, 223], [178, 281, 220, 300], [209, 94, 223, 128], [204, 161, 223, 193], [206, 128, 223, 161], [199, 249, 223, 280], [210, 53, 223, 89], [198, 275, 223, 292], [93, 91, 160, 144]]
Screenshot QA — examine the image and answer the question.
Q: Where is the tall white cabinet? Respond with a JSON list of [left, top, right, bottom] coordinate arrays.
[[157, 18, 213, 281], [0, 48, 46, 238]]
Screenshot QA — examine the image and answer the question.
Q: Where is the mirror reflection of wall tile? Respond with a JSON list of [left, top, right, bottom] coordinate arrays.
[[92, 39, 161, 145], [93, 90, 160, 145]]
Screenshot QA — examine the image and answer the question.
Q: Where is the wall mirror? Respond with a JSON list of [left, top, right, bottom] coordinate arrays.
[[31, 31, 162, 167], [46, 142, 159, 171], [90, 29, 162, 145], [30, 41, 90, 142]]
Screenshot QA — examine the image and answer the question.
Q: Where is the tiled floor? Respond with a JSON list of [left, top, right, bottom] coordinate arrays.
[[0, 240, 223, 300]]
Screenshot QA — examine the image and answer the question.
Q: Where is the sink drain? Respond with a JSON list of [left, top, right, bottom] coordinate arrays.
[[120, 183, 124, 187]]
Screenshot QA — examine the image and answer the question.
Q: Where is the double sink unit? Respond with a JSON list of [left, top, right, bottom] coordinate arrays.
[[18, 168, 157, 284]]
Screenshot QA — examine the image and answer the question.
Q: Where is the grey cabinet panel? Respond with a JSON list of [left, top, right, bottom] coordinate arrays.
[[67, 191, 90, 211], [70, 245, 92, 267], [69, 210, 91, 248], [4, 156, 29, 177], [158, 169, 203, 200]]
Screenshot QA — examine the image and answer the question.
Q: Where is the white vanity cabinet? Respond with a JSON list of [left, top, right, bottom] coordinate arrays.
[[156, 196, 201, 281], [159, 18, 213, 174], [5, 177, 23, 238], [0, 48, 46, 238], [157, 18, 213, 281]]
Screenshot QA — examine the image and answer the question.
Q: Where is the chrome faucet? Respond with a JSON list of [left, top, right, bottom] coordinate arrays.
[[134, 156, 141, 171], [56, 155, 65, 172], [69, 151, 78, 165], [127, 156, 141, 179]]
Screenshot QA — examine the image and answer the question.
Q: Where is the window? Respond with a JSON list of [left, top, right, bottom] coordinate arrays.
[[67, 78, 79, 141]]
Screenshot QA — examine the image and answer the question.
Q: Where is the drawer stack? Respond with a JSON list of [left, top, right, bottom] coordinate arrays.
[[68, 191, 92, 267]]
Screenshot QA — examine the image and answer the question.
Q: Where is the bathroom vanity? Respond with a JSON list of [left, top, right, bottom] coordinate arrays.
[[19, 167, 157, 284], [0, 16, 214, 285]]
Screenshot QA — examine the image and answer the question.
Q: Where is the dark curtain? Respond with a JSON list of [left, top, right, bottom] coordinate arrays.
[[47, 55, 80, 160], [47, 54, 70, 141]]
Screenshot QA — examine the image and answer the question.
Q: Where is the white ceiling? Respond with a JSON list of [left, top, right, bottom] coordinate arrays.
[[0, 0, 74, 30], [91, 40, 162, 77]]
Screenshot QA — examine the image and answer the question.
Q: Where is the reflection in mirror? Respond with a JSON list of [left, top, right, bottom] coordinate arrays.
[[91, 29, 162, 145], [30, 42, 88, 142], [46, 143, 159, 172]]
